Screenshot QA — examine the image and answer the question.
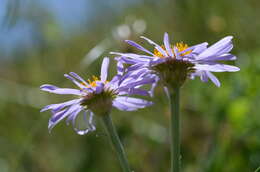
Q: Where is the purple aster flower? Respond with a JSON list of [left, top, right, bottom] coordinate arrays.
[[40, 57, 154, 135], [111, 33, 240, 88], [111, 33, 240, 172]]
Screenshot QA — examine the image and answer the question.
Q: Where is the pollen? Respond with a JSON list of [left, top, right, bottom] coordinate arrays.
[[154, 45, 166, 58], [153, 42, 191, 58], [81, 75, 109, 88], [86, 76, 98, 87], [175, 42, 191, 56]]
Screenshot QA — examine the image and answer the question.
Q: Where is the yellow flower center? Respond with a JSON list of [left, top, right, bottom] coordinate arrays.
[[153, 42, 191, 58], [87, 76, 99, 87], [81, 75, 108, 88], [175, 42, 190, 54]]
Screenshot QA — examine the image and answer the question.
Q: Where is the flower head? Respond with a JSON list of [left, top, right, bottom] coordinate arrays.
[[111, 33, 240, 89], [40, 57, 154, 135]]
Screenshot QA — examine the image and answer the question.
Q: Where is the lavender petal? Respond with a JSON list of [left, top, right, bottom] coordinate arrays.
[[141, 36, 168, 57], [40, 84, 82, 95], [190, 42, 208, 55], [72, 110, 96, 135], [69, 72, 88, 85], [101, 57, 110, 82], [111, 52, 153, 59], [125, 40, 154, 55], [195, 64, 240, 72], [199, 54, 237, 62], [115, 96, 153, 108], [95, 82, 104, 94], [197, 36, 233, 59], [200, 71, 209, 82], [112, 100, 138, 111], [40, 99, 81, 112], [126, 88, 150, 96], [48, 104, 81, 132], [206, 71, 221, 87], [118, 56, 148, 65], [164, 32, 174, 57], [117, 60, 124, 75], [119, 77, 155, 90], [64, 74, 85, 88]]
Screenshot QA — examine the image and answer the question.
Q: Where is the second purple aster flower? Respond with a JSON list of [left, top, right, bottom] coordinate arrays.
[[40, 57, 154, 135]]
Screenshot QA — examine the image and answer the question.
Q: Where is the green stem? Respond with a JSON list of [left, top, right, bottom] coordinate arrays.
[[102, 114, 132, 172], [169, 87, 181, 172]]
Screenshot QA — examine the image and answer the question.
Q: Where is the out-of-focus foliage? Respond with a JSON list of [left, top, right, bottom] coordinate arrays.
[[0, 0, 259, 172]]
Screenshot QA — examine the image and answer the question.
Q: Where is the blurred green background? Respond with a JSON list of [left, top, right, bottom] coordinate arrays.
[[0, 0, 259, 171]]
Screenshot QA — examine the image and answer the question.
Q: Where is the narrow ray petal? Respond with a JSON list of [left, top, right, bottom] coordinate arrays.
[[141, 36, 168, 57], [40, 84, 82, 95], [195, 64, 240, 72], [164, 32, 174, 57], [101, 57, 110, 82], [206, 71, 221, 87], [125, 40, 154, 55]]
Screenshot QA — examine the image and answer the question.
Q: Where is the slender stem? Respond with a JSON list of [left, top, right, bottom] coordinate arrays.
[[102, 114, 132, 172], [255, 166, 260, 172], [169, 87, 180, 172]]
